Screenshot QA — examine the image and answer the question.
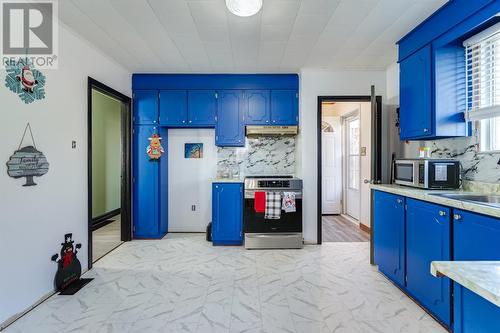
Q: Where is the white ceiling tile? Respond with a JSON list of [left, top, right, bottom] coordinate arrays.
[[58, 0, 448, 72]]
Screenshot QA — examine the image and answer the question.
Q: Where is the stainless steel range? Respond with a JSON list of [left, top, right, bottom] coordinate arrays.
[[244, 176, 303, 249]]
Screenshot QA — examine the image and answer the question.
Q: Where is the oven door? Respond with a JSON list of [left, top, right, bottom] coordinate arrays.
[[244, 190, 302, 233]]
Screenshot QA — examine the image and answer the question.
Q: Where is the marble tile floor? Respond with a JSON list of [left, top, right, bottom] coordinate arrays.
[[6, 233, 447, 333]]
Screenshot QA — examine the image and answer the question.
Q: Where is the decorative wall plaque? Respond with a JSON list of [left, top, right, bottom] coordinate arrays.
[[4, 59, 46, 104], [6, 123, 49, 186]]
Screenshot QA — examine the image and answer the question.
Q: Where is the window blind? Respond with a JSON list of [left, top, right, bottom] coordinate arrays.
[[464, 22, 500, 121]]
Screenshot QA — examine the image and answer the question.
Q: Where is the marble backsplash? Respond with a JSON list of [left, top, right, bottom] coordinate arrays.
[[217, 137, 295, 177], [412, 136, 500, 183]]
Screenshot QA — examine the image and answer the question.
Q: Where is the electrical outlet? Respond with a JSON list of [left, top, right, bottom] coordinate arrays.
[[191, 205, 196, 211], [71, 141, 76, 149]]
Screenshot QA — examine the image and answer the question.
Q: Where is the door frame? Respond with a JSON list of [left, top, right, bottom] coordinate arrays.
[[343, 112, 361, 220], [317, 95, 382, 245], [87, 77, 132, 269]]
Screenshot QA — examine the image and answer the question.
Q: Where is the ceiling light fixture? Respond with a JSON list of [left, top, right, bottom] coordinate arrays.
[[226, 0, 262, 17]]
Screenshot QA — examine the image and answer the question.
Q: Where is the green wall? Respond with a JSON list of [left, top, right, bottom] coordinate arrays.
[[92, 89, 122, 218]]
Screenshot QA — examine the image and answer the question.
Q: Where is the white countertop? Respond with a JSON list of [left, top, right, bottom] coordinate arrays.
[[371, 184, 500, 219], [211, 178, 244, 183], [431, 261, 500, 307]]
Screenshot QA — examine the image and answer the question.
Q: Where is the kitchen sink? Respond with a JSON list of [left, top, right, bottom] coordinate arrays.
[[430, 193, 500, 208]]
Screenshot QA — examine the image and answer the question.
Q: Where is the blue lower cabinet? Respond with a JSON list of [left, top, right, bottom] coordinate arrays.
[[453, 209, 500, 333], [453, 209, 500, 261], [373, 191, 406, 287], [216, 90, 245, 147], [454, 283, 500, 333], [406, 198, 451, 327], [132, 125, 167, 238], [212, 183, 243, 245]]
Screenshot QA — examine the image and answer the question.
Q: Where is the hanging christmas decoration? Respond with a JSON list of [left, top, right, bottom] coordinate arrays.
[[6, 123, 49, 186], [4, 59, 46, 104], [147, 133, 164, 160]]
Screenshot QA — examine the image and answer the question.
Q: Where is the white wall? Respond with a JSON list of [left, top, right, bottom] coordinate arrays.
[[297, 69, 387, 243], [0, 23, 130, 325], [168, 129, 217, 232]]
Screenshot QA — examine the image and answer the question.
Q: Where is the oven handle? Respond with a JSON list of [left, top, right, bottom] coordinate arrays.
[[244, 190, 302, 199]]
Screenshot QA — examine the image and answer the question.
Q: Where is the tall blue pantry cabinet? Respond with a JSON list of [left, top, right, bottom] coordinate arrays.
[[132, 91, 168, 238], [132, 74, 299, 239]]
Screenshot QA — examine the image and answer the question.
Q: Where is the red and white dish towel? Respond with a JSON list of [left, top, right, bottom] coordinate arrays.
[[282, 192, 296, 213]]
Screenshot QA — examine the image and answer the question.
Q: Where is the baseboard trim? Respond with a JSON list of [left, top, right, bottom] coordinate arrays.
[[359, 223, 371, 233], [91, 208, 121, 231]]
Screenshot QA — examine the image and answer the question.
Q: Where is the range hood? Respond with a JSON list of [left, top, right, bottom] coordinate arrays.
[[246, 125, 298, 136]]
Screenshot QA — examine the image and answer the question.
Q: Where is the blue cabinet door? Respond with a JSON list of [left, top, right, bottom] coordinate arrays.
[[271, 90, 298, 125], [454, 283, 500, 333], [245, 90, 270, 125], [159, 90, 187, 126], [133, 90, 158, 125], [212, 183, 243, 245], [406, 198, 451, 327], [188, 90, 216, 126], [453, 210, 500, 333], [453, 209, 500, 261], [400, 45, 433, 140], [373, 191, 406, 287], [216, 90, 244, 147], [133, 125, 159, 238]]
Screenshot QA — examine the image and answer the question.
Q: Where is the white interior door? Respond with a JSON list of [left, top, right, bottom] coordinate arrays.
[[322, 117, 342, 214], [345, 115, 360, 220], [168, 129, 217, 232]]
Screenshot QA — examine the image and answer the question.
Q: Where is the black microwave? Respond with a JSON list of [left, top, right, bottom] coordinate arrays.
[[393, 159, 461, 189]]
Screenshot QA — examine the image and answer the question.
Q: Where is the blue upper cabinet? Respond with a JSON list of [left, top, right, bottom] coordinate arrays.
[[133, 90, 158, 125], [212, 182, 243, 245], [216, 90, 245, 147], [245, 90, 271, 125], [406, 198, 451, 328], [396, 0, 500, 140], [159, 90, 187, 126], [188, 90, 216, 126], [400, 45, 433, 140], [373, 191, 406, 287], [271, 90, 298, 125]]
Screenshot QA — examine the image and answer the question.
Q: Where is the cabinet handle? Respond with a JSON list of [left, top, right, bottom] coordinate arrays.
[[189, 120, 192, 123], [266, 120, 269, 123], [438, 210, 446, 216], [396, 198, 403, 204], [423, 128, 428, 132], [182, 120, 186, 123], [453, 214, 462, 220]]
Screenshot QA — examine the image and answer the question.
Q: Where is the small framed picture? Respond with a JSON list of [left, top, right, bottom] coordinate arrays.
[[185, 143, 203, 158]]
